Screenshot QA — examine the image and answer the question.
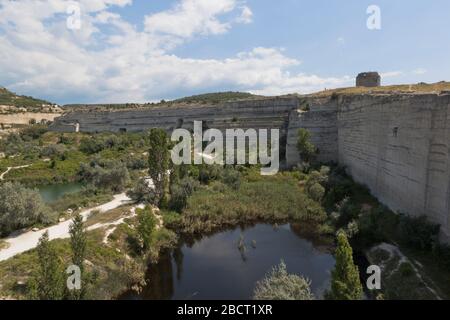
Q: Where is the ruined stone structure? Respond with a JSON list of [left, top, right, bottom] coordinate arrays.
[[51, 91, 450, 241], [356, 72, 381, 87]]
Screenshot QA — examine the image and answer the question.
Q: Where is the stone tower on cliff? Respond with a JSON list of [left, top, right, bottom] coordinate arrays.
[[356, 72, 381, 87]]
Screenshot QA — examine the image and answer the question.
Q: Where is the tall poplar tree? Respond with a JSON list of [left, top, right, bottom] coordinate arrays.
[[32, 231, 65, 300], [148, 128, 170, 206], [69, 212, 87, 299], [328, 232, 363, 300]]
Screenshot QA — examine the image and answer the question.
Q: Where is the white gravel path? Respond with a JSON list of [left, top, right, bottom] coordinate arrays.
[[0, 193, 131, 261], [0, 165, 31, 181]]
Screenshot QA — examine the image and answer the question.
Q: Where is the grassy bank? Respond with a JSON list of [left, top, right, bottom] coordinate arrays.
[[163, 169, 327, 235], [0, 206, 177, 300]]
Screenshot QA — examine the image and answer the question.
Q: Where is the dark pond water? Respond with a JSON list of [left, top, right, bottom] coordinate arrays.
[[37, 182, 84, 203], [122, 223, 335, 300]]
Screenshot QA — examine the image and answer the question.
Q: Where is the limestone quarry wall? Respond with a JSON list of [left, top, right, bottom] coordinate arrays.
[[0, 112, 61, 125], [286, 100, 338, 166], [337, 94, 450, 240], [51, 98, 297, 134]]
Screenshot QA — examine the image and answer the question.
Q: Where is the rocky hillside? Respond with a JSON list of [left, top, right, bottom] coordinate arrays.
[[0, 87, 60, 113]]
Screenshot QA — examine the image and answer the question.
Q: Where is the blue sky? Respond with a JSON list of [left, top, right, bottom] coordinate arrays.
[[0, 0, 449, 104]]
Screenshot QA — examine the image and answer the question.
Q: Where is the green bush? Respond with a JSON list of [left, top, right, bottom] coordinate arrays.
[[78, 159, 130, 192], [308, 183, 325, 202], [432, 244, 450, 269], [79, 137, 106, 154], [198, 164, 223, 184], [397, 215, 440, 250], [222, 167, 241, 190], [169, 177, 198, 213], [253, 261, 315, 300], [127, 179, 157, 205], [296, 128, 317, 165], [399, 262, 415, 278], [20, 125, 48, 141], [0, 182, 56, 235]]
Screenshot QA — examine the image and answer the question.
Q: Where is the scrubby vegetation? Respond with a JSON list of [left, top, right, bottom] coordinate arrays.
[[0, 182, 56, 235], [253, 261, 315, 300], [0, 126, 150, 186], [162, 166, 327, 234], [173, 91, 260, 104], [0, 206, 177, 300]]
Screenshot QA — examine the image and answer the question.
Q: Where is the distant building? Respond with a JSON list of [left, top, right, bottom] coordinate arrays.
[[356, 72, 381, 87]]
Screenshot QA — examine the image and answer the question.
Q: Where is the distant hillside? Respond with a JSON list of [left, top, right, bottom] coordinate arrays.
[[173, 91, 262, 104], [63, 91, 263, 112], [0, 87, 60, 113]]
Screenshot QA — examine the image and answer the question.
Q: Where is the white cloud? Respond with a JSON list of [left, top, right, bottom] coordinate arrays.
[[0, 0, 350, 103], [413, 68, 427, 75], [236, 6, 253, 24], [144, 0, 238, 39], [381, 71, 403, 78]]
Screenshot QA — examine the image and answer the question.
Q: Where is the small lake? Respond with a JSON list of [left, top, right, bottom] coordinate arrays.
[[121, 223, 335, 300], [37, 182, 84, 203]]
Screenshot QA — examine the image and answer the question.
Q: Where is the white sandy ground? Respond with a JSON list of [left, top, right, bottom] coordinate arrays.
[[93, 204, 163, 245], [370, 243, 443, 300], [0, 193, 131, 261]]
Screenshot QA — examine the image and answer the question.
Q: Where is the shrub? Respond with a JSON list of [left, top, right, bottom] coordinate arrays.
[[397, 215, 439, 250], [79, 137, 105, 154], [136, 207, 157, 252], [296, 128, 317, 164], [304, 167, 328, 201], [127, 179, 157, 205], [169, 177, 198, 212], [334, 198, 362, 229], [222, 167, 241, 190], [253, 261, 315, 300], [126, 157, 147, 170], [308, 183, 325, 202], [399, 262, 415, 278], [198, 164, 223, 184], [40, 144, 67, 159], [78, 160, 130, 192], [0, 182, 56, 235], [432, 244, 450, 269], [20, 125, 48, 141]]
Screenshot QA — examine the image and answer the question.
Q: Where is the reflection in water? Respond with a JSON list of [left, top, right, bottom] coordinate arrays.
[[121, 223, 335, 300], [136, 251, 174, 300]]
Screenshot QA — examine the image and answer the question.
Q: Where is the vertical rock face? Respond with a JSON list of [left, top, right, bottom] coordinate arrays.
[[286, 98, 338, 166], [337, 93, 450, 240], [50, 98, 298, 134]]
